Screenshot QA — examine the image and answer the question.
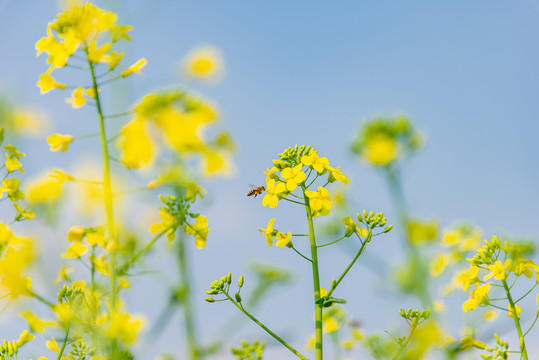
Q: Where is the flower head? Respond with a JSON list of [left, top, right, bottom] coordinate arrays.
[[262, 179, 287, 208], [305, 186, 332, 217], [281, 164, 306, 191], [47, 134, 73, 152], [184, 215, 209, 249]]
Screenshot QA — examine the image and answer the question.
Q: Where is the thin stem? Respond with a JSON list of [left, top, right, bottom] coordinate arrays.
[[515, 283, 538, 304], [118, 223, 178, 274], [29, 290, 54, 307], [317, 235, 346, 248], [291, 246, 313, 263], [306, 174, 319, 189], [502, 279, 528, 359], [224, 293, 308, 360], [73, 132, 100, 140], [523, 316, 538, 337], [280, 197, 306, 206], [99, 75, 121, 86], [105, 111, 131, 119], [177, 234, 199, 360], [301, 183, 323, 360], [57, 322, 71, 360], [392, 317, 418, 360], [86, 49, 118, 358], [326, 232, 371, 299]]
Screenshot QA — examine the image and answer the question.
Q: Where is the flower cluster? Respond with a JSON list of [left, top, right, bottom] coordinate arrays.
[[351, 116, 423, 166], [117, 91, 234, 176]]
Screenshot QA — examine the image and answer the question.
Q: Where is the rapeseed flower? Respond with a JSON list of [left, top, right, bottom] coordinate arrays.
[[462, 283, 490, 312], [184, 215, 209, 249], [121, 58, 147, 77], [183, 45, 223, 81], [281, 164, 306, 191], [305, 186, 332, 216], [484, 259, 511, 281], [262, 179, 286, 208], [47, 133, 73, 152], [65, 87, 86, 108], [301, 149, 328, 174]]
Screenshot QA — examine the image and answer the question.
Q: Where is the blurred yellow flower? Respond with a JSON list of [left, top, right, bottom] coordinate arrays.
[[364, 134, 396, 165], [105, 311, 144, 344], [21, 310, 57, 333], [462, 283, 490, 312], [65, 87, 86, 108], [183, 45, 223, 81], [121, 58, 147, 77], [16, 330, 35, 347], [484, 259, 511, 281], [150, 209, 177, 242], [61, 242, 88, 259], [37, 70, 67, 93], [46, 337, 60, 353], [47, 134, 73, 152], [117, 117, 155, 169]]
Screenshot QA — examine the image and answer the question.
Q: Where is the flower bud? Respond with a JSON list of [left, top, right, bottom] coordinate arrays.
[[238, 275, 244, 288], [384, 225, 393, 233], [204, 297, 215, 303], [226, 272, 232, 284], [235, 292, 242, 303]]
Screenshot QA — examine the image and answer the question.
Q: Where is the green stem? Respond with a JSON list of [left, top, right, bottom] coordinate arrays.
[[301, 183, 323, 360], [326, 232, 370, 298], [502, 279, 528, 359], [118, 223, 178, 274], [57, 322, 71, 360], [177, 234, 199, 360], [86, 48, 118, 357], [224, 293, 308, 360], [392, 317, 418, 360], [29, 290, 54, 307]]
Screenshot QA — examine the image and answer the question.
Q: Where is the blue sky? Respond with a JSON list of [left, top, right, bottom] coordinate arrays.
[[1, 0, 539, 358]]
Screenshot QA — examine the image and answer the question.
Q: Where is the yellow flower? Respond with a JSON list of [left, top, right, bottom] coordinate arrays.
[[342, 216, 367, 237], [484, 259, 511, 281], [305, 186, 332, 216], [262, 179, 286, 208], [183, 45, 223, 80], [67, 226, 85, 242], [61, 242, 88, 258], [117, 117, 155, 169], [457, 265, 479, 290], [86, 231, 107, 248], [47, 134, 73, 152], [25, 174, 63, 204], [13, 203, 35, 221], [37, 70, 67, 93], [259, 218, 276, 247], [118, 277, 130, 289], [46, 337, 60, 353], [53, 266, 73, 285], [301, 149, 329, 173], [430, 253, 449, 277], [184, 215, 209, 249], [150, 209, 177, 242], [21, 310, 57, 333], [327, 166, 349, 185], [87, 40, 112, 63], [65, 87, 86, 108], [105, 311, 144, 344], [364, 134, 396, 165], [16, 330, 35, 347], [105, 50, 124, 70], [462, 283, 490, 312], [49, 169, 75, 183], [281, 164, 306, 191], [407, 219, 437, 244], [121, 58, 147, 77], [1, 178, 25, 202], [275, 231, 292, 248], [507, 304, 523, 319], [5, 154, 24, 173]]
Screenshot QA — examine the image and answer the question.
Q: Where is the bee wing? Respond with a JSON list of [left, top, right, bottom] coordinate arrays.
[[248, 184, 257, 189]]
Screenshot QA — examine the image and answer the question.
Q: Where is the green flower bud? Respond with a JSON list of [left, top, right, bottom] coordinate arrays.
[[158, 195, 168, 204], [362, 209, 368, 220], [226, 272, 232, 284], [235, 292, 242, 303], [357, 213, 363, 222], [383, 225, 393, 233], [331, 279, 337, 289], [238, 275, 244, 288], [204, 297, 215, 303]]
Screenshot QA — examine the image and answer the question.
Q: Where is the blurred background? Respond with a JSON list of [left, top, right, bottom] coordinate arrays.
[[1, 0, 539, 358]]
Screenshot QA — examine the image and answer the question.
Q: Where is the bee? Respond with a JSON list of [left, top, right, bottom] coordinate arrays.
[[247, 184, 265, 198]]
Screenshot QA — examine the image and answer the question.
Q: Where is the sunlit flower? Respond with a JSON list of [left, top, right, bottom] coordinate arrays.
[[281, 164, 306, 191], [104, 311, 144, 344], [150, 209, 177, 242], [47, 133, 73, 152], [507, 304, 522, 319], [305, 186, 332, 216], [121, 58, 147, 77], [117, 117, 155, 169], [275, 231, 292, 248], [61, 242, 88, 258], [301, 149, 329, 174], [259, 218, 276, 247], [327, 166, 349, 185], [484, 259, 511, 281], [65, 87, 86, 108], [262, 179, 286, 208], [456, 265, 479, 291], [184, 215, 209, 249], [5, 154, 24, 173], [462, 283, 490, 312]]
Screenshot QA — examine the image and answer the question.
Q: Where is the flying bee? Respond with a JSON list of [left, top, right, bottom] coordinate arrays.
[[247, 184, 265, 198]]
